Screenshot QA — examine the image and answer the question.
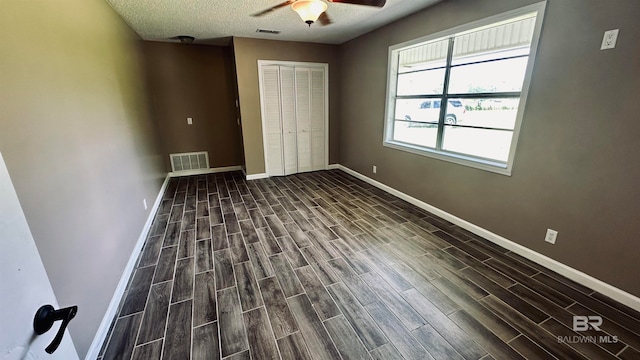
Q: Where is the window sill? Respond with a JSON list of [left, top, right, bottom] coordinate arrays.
[[383, 140, 512, 176]]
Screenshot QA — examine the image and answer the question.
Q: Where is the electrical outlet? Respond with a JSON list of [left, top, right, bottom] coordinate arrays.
[[545, 229, 558, 244], [187, 117, 193, 125], [143, 199, 148, 210], [373, 165, 377, 174], [600, 29, 619, 50]]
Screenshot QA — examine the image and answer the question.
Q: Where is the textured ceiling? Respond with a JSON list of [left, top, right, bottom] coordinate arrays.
[[106, 0, 441, 45]]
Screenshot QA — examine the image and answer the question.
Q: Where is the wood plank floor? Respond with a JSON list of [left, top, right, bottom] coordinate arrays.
[[99, 170, 640, 360]]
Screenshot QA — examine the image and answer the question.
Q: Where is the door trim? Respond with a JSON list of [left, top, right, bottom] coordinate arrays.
[[257, 60, 329, 177], [0, 152, 80, 359]]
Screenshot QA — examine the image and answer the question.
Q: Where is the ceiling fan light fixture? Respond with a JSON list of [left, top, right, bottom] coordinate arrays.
[[177, 35, 195, 44], [291, 0, 328, 26]]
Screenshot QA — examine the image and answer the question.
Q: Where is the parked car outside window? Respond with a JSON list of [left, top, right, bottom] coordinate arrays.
[[404, 99, 465, 125]]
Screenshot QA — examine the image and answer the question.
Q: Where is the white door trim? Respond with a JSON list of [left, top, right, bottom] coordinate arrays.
[[0, 152, 79, 359]]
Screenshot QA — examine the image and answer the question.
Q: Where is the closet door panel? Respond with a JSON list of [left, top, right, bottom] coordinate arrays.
[[262, 66, 284, 176], [310, 68, 326, 170], [283, 132, 297, 175], [267, 134, 283, 175], [295, 68, 311, 132], [310, 69, 325, 132], [297, 132, 312, 172], [280, 66, 297, 175], [295, 68, 312, 172], [312, 132, 325, 170]]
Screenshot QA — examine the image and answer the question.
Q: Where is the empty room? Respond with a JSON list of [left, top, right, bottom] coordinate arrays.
[[1, 0, 639, 359]]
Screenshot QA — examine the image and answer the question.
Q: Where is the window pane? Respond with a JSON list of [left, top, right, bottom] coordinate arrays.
[[441, 99, 465, 125], [448, 57, 529, 94], [442, 125, 513, 162], [450, 98, 519, 130], [393, 120, 437, 148], [397, 68, 446, 96], [395, 99, 441, 123], [451, 15, 536, 66], [398, 38, 449, 73], [452, 46, 530, 66]]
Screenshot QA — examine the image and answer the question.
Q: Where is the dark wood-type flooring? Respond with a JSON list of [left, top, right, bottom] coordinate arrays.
[[99, 170, 640, 360]]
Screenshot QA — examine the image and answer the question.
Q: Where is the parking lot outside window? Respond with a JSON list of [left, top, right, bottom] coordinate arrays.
[[383, 2, 546, 175]]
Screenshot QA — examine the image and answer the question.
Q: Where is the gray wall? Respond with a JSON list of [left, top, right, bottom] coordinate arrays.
[[232, 37, 341, 175], [141, 42, 244, 171], [0, 0, 165, 356], [338, 0, 640, 297]]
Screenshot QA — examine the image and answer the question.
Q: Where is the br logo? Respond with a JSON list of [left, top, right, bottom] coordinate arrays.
[[573, 316, 602, 331]]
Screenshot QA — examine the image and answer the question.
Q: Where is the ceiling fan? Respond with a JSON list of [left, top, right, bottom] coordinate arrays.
[[253, 0, 386, 27]]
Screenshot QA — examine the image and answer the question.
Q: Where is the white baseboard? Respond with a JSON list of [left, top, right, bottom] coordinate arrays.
[[246, 173, 269, 180], [84, 174, 171, 360], [335, 164, 640, 312], [168, 165, 242, 177], [327, 164, 340, 170]]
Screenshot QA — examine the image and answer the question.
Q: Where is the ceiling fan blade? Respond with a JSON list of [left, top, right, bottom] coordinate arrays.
[[329, 0, 386, 7], [318, 11, 333, 26], [252, 1, 294, 17]]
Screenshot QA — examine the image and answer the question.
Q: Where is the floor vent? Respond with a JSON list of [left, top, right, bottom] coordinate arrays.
[[170, 151, 209, 172]]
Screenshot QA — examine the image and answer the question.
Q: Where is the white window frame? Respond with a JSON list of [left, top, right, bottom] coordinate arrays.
[[383, 2, 546, 176]]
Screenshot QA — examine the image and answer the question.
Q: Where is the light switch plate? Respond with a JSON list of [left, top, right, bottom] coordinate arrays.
[[600, 29, 619, 50], [187, 117, 193, 125]]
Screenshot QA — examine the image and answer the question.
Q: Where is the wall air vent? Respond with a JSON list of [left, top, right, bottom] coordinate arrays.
[[170, 151, 209, 172], [256, 29, 281, 34]]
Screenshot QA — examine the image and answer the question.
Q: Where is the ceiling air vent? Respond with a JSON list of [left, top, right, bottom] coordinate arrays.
[[256, 29, 281, 34], [170, 151, 209, 172]]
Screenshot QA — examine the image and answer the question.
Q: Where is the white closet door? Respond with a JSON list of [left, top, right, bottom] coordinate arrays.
[[262, 66, 284, 176], [280, 66, 298, 175], [295, 67, 312, 173], [260, 63, 326, 177], [310, 68, 326, 171]]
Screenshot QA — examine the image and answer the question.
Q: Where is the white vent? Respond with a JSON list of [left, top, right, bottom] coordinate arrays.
[[170, 151, 209, 172], [256, 29, 281, 34]]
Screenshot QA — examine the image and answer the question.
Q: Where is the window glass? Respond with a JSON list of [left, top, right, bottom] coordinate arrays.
[[393, 121, 438, 148], [397, 68, 446, 96], [448, 57, 529, 94], [395, 99, 440, 123], [442, 126, 513, 162], [398, 38, 449, 73], [450, 98, 519, 130]]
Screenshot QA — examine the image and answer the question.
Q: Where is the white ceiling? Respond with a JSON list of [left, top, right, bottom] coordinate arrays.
[[106, 0, 441, 45]]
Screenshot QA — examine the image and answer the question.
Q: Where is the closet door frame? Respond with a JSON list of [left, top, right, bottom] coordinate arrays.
[[258, 60, 329, 177]]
